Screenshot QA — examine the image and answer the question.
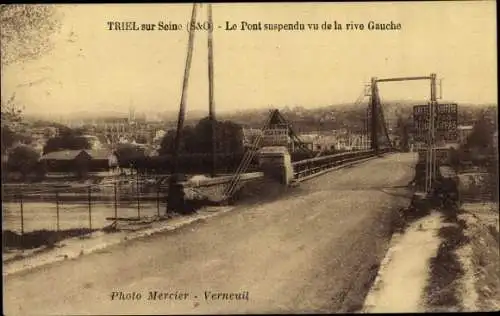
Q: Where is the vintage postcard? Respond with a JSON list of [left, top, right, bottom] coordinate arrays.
[[1, 2, 498, 314]]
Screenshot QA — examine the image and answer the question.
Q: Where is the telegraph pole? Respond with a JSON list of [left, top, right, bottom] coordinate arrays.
[[167, 3, 198, 213], [207, 3, 216, 177]]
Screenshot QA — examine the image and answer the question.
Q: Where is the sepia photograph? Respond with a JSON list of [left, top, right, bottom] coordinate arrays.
[[1, 1, 498, 314]]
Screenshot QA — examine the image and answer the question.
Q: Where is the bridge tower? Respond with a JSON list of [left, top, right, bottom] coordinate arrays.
[[369, 74, 443, 194], [263, 109, 316, 156], [370, 77, 379, 154]]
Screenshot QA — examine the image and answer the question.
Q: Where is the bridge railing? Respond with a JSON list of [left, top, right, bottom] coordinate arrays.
[[292, 147, 395, 181]]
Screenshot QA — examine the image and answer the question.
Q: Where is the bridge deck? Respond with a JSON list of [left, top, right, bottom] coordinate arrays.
[[4, 153, 418, 314]]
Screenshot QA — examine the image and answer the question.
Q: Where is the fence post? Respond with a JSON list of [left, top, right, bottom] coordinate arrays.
[[137, 170, 140, 219], [114, 180, 118, 219], [56, 191, 60, 232], [88, 185, 92, 230], [19, 192, 24, 236], [156, 183, 160, 217]]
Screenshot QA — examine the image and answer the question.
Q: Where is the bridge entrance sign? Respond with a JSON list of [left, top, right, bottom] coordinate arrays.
[[413, 101, 459, 193], [435, 103, 458, 142], [413, 104, 429, 143], [413, 103, 458, 143]]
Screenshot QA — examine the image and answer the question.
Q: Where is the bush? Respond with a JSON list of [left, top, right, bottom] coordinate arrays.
[[6, 145, 40, 179]]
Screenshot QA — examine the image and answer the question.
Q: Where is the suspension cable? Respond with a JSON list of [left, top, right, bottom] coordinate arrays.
[[375, 87, 394, 149]]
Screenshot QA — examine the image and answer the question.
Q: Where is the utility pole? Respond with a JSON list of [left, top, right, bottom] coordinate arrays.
[[167, 3, 198, 213], [370, 77, 379, 154], [207, 3, 216, 177]]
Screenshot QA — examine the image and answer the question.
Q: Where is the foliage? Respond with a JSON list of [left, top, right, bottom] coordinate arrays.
[[0, 4, 62, 66], [114, 143, 146, 167], [395, 114, 411, 151], [43, 128, 91, 154], [135, 135, 148, 144], [1, 94, 25, 154], [1, 94, 22, 125], [1, 125, 17, 154], [159, 117, 244, 155], [452, 107, 498, 181], [6, 145, 40, 178], [464, 111, 496, 151], [136, 153, 259, 174], [1, 4, 62, 155]]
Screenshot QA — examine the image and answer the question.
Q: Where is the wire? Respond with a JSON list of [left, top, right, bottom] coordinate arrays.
[[374, 85, 394, 149]]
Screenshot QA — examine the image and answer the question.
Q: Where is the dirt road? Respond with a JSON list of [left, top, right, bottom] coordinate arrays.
[[3, 153, 417, 315]]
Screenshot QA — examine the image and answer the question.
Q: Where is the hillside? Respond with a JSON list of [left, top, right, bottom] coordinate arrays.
[[215, 101, 496, 133], [217, 101, 417, 133], [22, 101, 496, 135]]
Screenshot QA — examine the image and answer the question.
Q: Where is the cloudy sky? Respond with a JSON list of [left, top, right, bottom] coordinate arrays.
[[1, 2, 497, 115]]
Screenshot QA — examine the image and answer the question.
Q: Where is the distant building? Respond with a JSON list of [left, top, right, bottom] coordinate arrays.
[[40, 149, 118, 175], [80, 135, 103, 150], [149, 148, 160, 157], [153, 129, 166, 143], [313, 135, 337, 152], [242, 128, 263, 147], [31, 140, 45, 154], [297, 134, 316, 151], [129, 106, 136, 122]]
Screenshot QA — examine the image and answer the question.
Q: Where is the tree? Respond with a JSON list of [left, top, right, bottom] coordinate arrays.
[[395, 115, 411, 152], [1, 4, 62, 66], [218, 120, 244, 153], [43, 128, 91, 154], [135, 135, 148, 144], [1, 125, 17, 154], [7, 145, 40, 180], [1, 5, 62, 156], [193, 117, 214, 153], [159, 117, 244, 155], [159, 125, 197, 155], [73, 126, 89, 136], [1, 94, 24, 154], [465, 113, 495, 153], [159, 130, 176, 155], [114, 143, 146, 167]]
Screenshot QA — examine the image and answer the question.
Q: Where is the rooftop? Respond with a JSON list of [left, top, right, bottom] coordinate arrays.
[[40, 149, 114, 161]]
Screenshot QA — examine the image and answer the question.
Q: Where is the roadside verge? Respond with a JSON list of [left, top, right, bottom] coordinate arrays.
[[3, 205, 236, 276]]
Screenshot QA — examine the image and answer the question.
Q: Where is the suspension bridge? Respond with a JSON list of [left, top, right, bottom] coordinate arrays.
[[163, 3, 429, 212], [4, 4, 456, 315]]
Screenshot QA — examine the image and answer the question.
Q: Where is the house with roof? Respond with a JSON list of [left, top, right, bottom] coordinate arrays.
[[39, 149, 118, 177]]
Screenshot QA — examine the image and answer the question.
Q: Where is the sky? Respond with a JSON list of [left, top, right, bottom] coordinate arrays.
[[1, 2, 497, 116]]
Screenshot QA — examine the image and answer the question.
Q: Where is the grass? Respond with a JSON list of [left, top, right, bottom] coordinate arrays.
[[394, 170, 471, 311], [424, 200, 470, 311], [392, 193, 433, 234], [3, 228, 97, 251], [468, 210, 500, 311]]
